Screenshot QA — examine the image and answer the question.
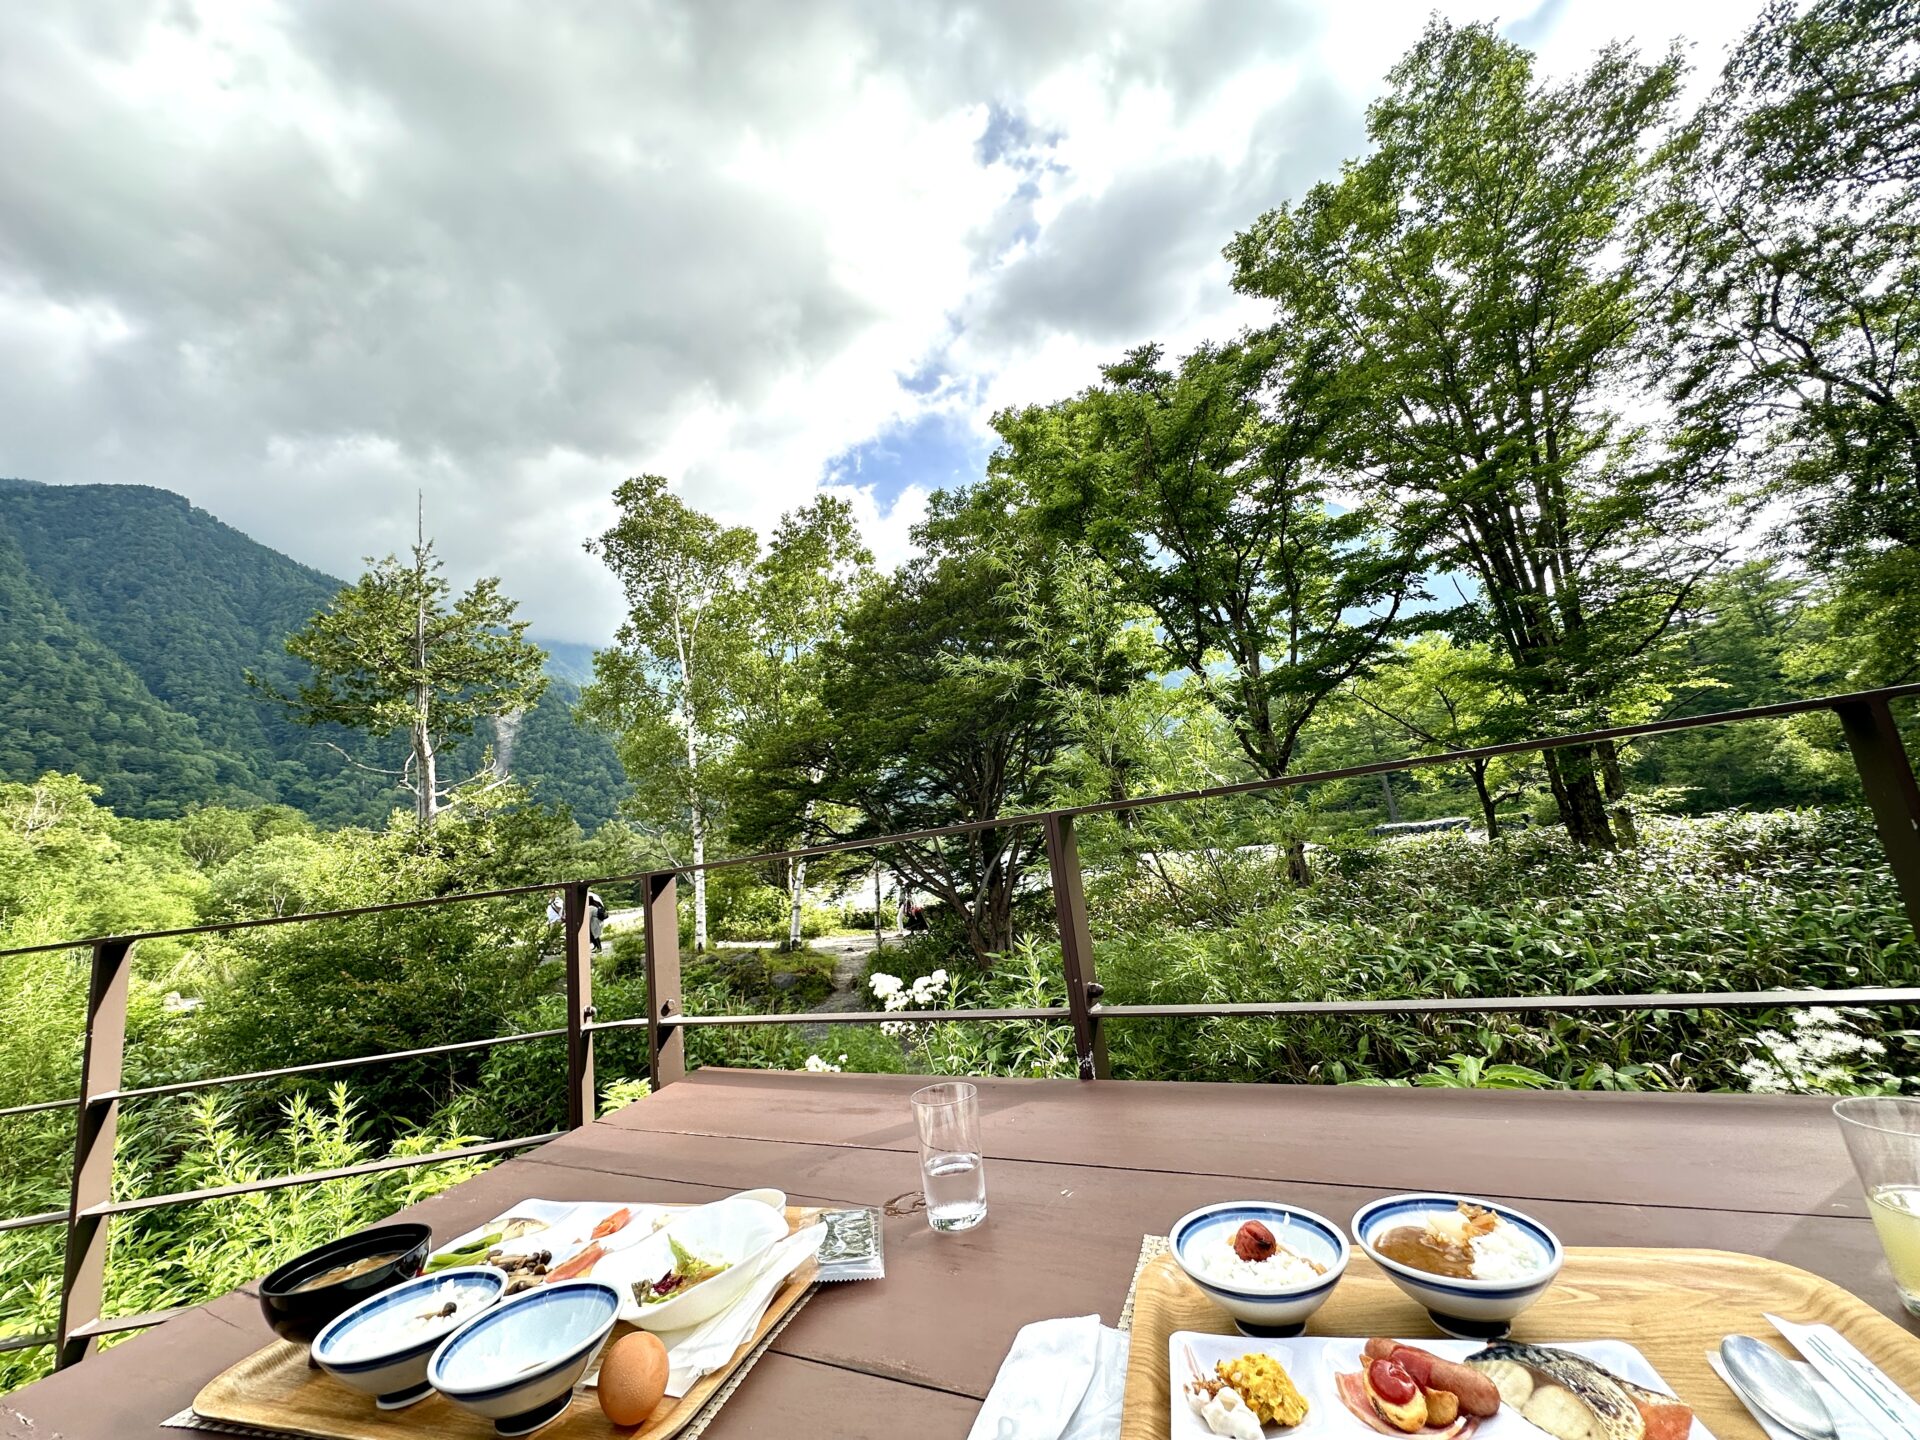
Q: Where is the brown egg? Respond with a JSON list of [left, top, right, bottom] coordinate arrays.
[[597, 1330, 670, 1427]]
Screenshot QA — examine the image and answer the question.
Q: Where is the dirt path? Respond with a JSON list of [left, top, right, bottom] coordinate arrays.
[[807, 933, 881, 1012]]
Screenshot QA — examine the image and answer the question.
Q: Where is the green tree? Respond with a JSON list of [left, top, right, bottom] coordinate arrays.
[[584, 476, 757, 952], [735, 497, 871, 947], [1230, 19, 1709, 848], [1656, 0, 1919, 671], [253, 529, 547, 827], [770, 532, 1072, 962], [1352, 635, 1537, 837]]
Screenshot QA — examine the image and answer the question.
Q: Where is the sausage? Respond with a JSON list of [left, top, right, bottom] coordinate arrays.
[[1363, 1340, 1503, 1417]]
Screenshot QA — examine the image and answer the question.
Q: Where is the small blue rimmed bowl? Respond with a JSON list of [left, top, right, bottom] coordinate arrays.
[[427, 1279, 621, 1437], [1351, 1192, 1563, 1340], [1169, 1201, 1349, 1337], [312, 1265, 507, 1410]]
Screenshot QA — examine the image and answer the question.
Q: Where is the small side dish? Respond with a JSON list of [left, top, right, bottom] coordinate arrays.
[[1467, 1342, 1693, 1440], [1335, 1340, 1501, 1437], [1183, 1346, 1309, 1436]]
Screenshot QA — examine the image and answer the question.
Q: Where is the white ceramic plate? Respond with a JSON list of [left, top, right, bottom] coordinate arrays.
[[429, 1199, 672, 1273], [593, 1195, 789, 1329], [1167, 1334, 1716, 1439]]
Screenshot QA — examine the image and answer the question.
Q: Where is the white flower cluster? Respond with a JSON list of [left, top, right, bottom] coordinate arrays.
[[870, 969, 950, 1037], [803, 1053, 847, 1073], [1740, 1007, 1894, 1095]]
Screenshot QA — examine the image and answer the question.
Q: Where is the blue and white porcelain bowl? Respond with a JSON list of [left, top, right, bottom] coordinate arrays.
[[312, 1265, 507, 1410], [427, 1279, 621, 1437], [1351, 1192, 1563, 1340], [1169, 1201, 1349, 1337]]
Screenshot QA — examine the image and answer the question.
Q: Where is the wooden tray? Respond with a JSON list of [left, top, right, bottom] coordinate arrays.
[[191, 1207, 822, 1440], [1121, 1246, 1920, 1440]]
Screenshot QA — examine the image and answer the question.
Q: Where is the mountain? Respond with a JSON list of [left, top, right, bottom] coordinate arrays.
[[0, 479, 628, 826]]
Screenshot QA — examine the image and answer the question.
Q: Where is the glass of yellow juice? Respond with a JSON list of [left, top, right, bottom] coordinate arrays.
[[1835, 1097, 1920, 1315]]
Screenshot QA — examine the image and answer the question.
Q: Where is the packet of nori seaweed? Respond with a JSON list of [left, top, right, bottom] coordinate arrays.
[[815, 1207, 885, 1281]]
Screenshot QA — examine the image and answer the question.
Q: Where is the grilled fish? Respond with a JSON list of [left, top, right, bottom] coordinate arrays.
[[1466, 1343, 1645, 1440]]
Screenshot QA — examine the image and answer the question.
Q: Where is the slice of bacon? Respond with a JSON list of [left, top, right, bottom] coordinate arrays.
[[589, 1207, 633, 1240], [1334, 1372, 1478, 1440]]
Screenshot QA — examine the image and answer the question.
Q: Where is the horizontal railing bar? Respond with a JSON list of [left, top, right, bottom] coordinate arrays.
[[100, 1028, 568, 1104], [0, 880, 564, 959], [1096, 986, 1920, 1019], [577, 682, 1920, 885], [663, 1007, 1073, 1029], [68, 1306, 185, 1340], [0, 1332, 54, 1354], [0, 1097, 77, 1119], [0, 1209, 68, 1234], [6, 683, 1915, 960], [82, 1132, 563, 1219]]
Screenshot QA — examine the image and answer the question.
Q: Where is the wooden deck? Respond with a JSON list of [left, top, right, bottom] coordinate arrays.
[[4, 1071, 1905, 1438]]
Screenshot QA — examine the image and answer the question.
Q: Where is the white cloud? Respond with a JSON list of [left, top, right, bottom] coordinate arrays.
[[0, 0, 1760, 639]]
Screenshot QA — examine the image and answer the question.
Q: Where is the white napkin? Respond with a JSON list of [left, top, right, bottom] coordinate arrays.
[[660, 1222, 827, 1398], [1706, 1349, 1877, 1440], [967, 1315, 1128, 1440]]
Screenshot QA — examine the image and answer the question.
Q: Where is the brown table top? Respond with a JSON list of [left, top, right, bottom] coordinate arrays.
[[5, 1071, 1905, 1439]]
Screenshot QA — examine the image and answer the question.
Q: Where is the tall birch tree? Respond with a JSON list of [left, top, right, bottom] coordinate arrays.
[[583, 475, 755, 952]]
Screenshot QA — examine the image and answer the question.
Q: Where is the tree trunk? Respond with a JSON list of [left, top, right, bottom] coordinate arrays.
[[787, 856, 806, 950], [414, 579, 436, 826], [1468, 762, 1501, 839], [1545, 745, 1616, 849], [872, 862, 883, 952], [1378, 772, 1401, 824], [1596, 739, 1638, 848], [1285, 838, 1312, 886]]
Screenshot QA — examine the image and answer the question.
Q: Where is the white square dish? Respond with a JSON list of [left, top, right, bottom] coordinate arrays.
[[1168, 1334, 1716, 1439]]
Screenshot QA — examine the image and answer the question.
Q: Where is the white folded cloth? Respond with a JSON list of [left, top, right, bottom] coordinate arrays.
[[1706, 1350, 1879, 1440], [967, 1315, 1128, 1440], [660, 1223, 827, 1398]]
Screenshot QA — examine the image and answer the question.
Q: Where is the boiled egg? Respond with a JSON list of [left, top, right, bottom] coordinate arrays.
[[597, 1331, 670, 1427]]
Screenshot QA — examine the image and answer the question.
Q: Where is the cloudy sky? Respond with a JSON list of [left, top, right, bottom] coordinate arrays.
[[1, 0, 1758, 641]]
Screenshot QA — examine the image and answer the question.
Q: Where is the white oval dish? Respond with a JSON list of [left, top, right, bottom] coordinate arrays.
[[1350, 1191, 1563, 1339], [594, 1194, 789, 1330]]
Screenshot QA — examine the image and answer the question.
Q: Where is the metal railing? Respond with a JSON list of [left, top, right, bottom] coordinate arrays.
[[3, 684, 1918, 1369]]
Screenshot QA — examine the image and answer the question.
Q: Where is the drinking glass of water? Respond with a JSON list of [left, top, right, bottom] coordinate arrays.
[[1836, 1097, 1920, 1314], [912, 1081, 987, 1232]]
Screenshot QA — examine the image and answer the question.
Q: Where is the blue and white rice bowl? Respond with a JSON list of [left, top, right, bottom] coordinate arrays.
[[311, 1265, 506, 1410], [1169, 1201, 1349, 1337], [427, 1279, 621, 1437], [1351, 1192, 1563, 1339]]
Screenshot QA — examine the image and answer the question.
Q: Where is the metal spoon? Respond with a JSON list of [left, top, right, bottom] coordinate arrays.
[[1721, 1334, 1840, 1440]]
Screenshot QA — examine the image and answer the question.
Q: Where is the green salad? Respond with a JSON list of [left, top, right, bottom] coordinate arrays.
[[635, 1237, 730, 1306]]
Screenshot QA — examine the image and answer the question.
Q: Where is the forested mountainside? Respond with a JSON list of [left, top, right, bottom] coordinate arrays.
[[0, 478, 626, 825]]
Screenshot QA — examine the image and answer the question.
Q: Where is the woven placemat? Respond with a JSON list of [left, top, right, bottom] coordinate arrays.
[[1118, 1235, 1168, 1333], [161, 1286, 817, 1440]]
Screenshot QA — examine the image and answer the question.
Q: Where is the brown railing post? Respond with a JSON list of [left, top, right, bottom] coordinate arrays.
[[56, 937, 133, 1369], [562, 883, 596, 1129], [642, 873, 686, 1089], [1044, 813, 1109, 1080], [1838, 697, 1920, 940]]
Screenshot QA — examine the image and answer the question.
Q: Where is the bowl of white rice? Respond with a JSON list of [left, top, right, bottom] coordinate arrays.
[[1351, 1192, 1563, 1339], [1169, 1201, 1349, 1336]]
